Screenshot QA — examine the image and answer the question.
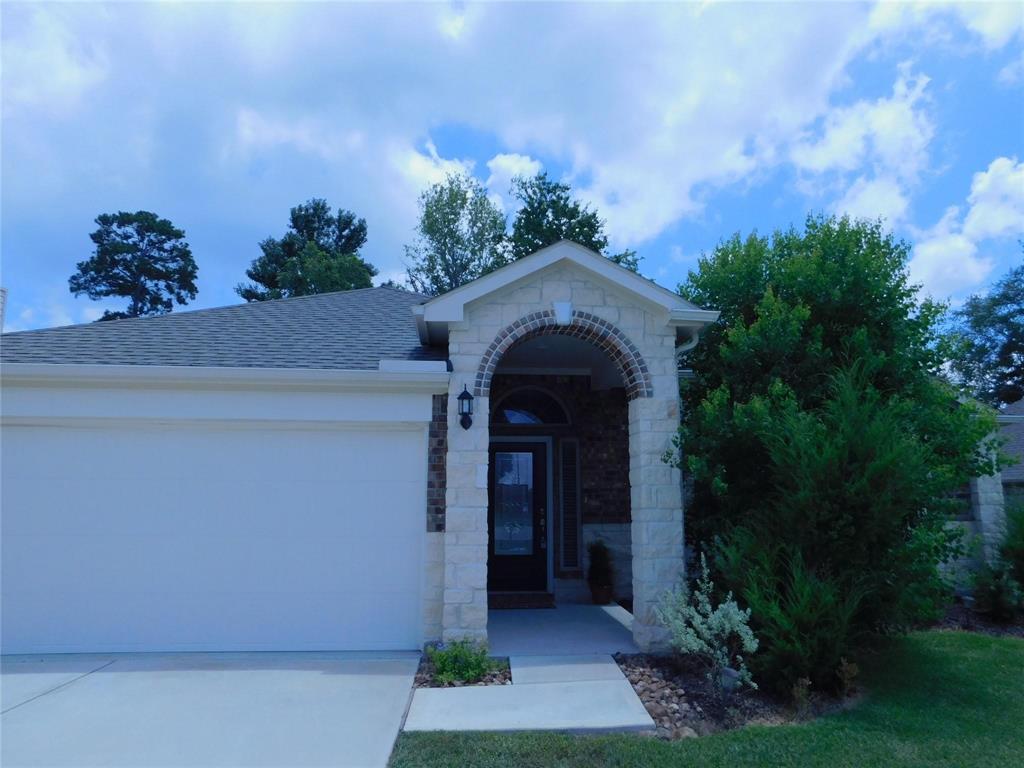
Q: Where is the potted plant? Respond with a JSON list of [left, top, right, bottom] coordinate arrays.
[[587, 540, 614, 604]]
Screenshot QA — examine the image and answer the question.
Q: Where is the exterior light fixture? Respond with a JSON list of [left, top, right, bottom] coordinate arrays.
[[553, 301, 573, 325], [457, 385, 474, 429]]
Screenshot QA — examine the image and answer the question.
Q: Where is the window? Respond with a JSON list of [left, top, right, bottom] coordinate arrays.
[[493, 387, 570, 425]]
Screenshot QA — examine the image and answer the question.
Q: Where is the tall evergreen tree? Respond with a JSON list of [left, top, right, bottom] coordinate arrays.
[[69, 211, 198, 320], [238, 199, 376, 301]]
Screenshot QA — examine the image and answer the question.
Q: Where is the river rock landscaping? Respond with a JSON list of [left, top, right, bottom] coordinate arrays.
[[615, 653, 793, 739]]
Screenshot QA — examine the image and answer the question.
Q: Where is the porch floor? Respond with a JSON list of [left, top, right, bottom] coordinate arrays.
[[487, 604, 640, 657]]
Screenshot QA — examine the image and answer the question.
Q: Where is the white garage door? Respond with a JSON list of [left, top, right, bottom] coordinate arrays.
[[1, 422, 425, 654]]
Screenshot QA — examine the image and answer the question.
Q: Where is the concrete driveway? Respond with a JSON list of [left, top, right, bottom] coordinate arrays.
[[0, 652, 419, 768]]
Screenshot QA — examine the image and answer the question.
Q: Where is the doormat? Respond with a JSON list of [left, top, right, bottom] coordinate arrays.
[[488, 592, 556, 609]]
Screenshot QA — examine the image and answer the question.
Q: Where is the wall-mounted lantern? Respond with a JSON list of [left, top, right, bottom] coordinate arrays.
[[458, 385, 474, 430]]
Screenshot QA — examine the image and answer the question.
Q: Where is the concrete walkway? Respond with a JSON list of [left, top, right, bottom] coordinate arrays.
[[1, 652, 419, 768], [403, 654, 653, 733], [488, 605, 640, 656]]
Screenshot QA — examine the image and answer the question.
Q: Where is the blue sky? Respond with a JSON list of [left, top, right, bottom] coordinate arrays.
[[2, 1, 1022, 330]]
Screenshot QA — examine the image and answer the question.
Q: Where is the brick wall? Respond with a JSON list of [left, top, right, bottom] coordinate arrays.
[[490, 373, 631, 526], [427, 393, 447, 532]]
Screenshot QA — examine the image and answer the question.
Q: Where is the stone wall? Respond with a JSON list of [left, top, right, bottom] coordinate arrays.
[[423, 532, 444, 643], [971, 471, 1007, 563]]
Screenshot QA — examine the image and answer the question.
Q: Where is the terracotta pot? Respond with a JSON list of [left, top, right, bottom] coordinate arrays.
[[590, 584, 614, 605]]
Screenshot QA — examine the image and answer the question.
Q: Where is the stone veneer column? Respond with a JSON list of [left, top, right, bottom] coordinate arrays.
[[441, 384, 491, 643], [628, 394, 685, 650], [971, 470, 1006, 564]]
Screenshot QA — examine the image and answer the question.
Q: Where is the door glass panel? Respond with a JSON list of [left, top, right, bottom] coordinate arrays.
[[494, 451, 533, 556]]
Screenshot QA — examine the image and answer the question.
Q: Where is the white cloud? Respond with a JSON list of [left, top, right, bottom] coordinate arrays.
[[231, 108, 365, 161], [962, 156, 1024, 241], [909, 206, 990, 296], [869, 1, 1024, 51], [2, 1, 1021, 328], [2, 6, 109, 117], [485, 153, 542, 212], [833, 175, 910, 224], [391, 140, 474, 198], [998, 51, 1024, 85], [910, 156, 1023, 297], [792, 64, 933, 221]]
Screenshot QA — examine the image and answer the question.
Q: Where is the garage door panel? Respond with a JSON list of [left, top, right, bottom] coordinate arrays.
[[1, 422, 426, 653]]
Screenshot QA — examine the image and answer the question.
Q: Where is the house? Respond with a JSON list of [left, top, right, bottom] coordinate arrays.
[[958, 400, 1024, 567], [0, 241, 718, 655]]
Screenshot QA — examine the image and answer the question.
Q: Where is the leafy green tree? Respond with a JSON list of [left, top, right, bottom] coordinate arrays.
[[508, 172, 639, 270], [69, 211, 198, 320], [237, 199, 376, 301], [674, 215, 1001, 693], [943, 258, 1024, 406], [405, 174, 508, 296]]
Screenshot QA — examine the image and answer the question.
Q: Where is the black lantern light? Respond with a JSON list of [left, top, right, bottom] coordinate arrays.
[[457, 385, 474, 429]]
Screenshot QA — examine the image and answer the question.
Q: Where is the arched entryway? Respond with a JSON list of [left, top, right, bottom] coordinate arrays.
[[433, 244, 710, 652], [487, 339, 633, 610]]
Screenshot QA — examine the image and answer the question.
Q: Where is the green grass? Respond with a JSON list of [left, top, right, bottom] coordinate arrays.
[[390, 631, 1024, 768]]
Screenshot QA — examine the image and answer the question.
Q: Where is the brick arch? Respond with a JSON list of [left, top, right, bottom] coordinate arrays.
[[474, 310, 653, 400]]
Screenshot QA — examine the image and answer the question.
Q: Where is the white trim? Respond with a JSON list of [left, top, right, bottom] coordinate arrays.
[[0, 362, 450, 394], [378, 359, 448, 373], [0, 416, 433, 431], [668, 308, 721, 326], [490, 435, 555, 592]]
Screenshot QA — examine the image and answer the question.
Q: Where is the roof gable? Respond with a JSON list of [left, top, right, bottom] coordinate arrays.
[[415, 240, 718, 344], [422, 241, 703, 321]]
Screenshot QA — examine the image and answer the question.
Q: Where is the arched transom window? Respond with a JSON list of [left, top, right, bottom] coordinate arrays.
[[492, 387, 570, 425]]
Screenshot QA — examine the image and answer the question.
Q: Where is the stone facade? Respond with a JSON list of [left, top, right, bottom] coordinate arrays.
[[441, 263, 685, 649], [971, 472, 1007, 564]]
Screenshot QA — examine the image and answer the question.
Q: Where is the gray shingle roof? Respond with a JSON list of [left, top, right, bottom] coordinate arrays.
[[0, 287, 447, 370]]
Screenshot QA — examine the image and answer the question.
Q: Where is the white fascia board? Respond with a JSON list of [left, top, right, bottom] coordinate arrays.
[[422, 241, 701, 323], [411, 303, 430, 345], [0, 363, 450, 394], [377, 359, 448, 373], [668, 309, 721, 328]]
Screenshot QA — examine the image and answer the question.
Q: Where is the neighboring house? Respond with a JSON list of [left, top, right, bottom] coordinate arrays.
[[0, 242, 718, 654], [998, 400, 1024, 507], [961, 400, 1024, 566]]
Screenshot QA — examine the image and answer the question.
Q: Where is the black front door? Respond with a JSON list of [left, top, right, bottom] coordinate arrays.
[[488, 442, 547, 592]]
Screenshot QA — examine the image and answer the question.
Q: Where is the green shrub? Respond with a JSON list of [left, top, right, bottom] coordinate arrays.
[[717, 533, 865, 694], [1002, 502, 1024, 585], [426, 639, 493, 685], [973, 563, 1023, 623], [656, 553, 758, 692], [672, 216, 1005, 697]]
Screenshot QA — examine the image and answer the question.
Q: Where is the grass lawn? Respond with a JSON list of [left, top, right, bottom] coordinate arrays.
[[390, 631, 1023, 768]]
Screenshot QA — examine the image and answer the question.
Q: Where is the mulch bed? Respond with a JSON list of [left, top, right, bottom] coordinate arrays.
[[615, 653, 854, 740], [936, 602, 1024, 638], [414, 656, 512, 688]]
